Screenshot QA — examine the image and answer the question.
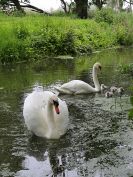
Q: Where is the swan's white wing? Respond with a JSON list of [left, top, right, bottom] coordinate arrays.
[[23, 91, 52, 136], [54, 86, 74, 94], [59, 80, 95, 93]]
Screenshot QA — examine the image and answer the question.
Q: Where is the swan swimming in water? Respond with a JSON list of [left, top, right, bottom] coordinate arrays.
[[23, 91, 69, 139], [55, 62, 102, 95]]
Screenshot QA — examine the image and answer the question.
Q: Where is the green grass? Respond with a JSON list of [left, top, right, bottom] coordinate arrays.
[[0, 10, 133, 63]]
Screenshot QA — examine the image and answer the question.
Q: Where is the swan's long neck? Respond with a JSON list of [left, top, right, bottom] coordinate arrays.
[[46, 103, 55, 137], [92, 67, 100, 91]]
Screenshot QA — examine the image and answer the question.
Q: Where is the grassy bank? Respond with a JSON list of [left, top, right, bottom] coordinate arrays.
[[0, 9, 133, 63]]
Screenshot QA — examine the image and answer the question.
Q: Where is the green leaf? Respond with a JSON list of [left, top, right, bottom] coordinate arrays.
[[130, 96, 133, 105], [128, 108, 133, 119]]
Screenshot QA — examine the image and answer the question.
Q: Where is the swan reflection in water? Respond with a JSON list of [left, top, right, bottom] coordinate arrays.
[[15, 136, 79, 177], [15, 134, 116, 177]]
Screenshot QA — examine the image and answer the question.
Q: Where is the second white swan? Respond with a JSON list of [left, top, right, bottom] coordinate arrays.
[[55, 62, 102, 94]]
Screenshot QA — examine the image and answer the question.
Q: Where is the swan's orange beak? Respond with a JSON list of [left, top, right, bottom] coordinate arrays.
[[55, 106, 60, 114]]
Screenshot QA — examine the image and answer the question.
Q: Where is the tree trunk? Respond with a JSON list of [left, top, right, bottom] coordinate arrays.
[[95, 0, 103, 9], [129, 0, 132, 11], [74, 0, 88, 19], [12, 0, 24, 11], [60, 0, 68, 13]]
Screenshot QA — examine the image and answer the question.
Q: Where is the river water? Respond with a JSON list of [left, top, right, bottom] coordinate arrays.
[[0, 48, 133, 177]]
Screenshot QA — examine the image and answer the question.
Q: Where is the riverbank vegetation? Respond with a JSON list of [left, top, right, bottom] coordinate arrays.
[[118, 63, 133, 76], [0, 9, 133, 63]]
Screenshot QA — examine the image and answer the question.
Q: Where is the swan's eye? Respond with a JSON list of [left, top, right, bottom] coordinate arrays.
[[53, 100, 59, 107], [99, 66, 102, 70], [53, 100, 60, 114]]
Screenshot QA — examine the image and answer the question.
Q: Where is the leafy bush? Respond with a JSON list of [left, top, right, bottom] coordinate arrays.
[[0, 41, 29, 63], [117, 63, 133, 75], [113, 13, 133, 45], [31, 27, 92, 57], [31, 27, 61, 56], [114, 24, 133, 46], [14, 25, 29, 39], [0, 13, 133, 63], [60, 30, 77, 55], [114, 25, 126, 45], [94, 8, 115, 24]]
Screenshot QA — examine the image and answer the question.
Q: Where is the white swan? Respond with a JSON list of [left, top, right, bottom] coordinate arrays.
[[55, 62, 102, 94], [23, 91, 69, 139]]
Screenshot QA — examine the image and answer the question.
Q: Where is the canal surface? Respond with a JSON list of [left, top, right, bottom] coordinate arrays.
[[0, 48, 133, 177]]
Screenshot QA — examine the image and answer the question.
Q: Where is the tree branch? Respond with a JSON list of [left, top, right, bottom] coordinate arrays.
[[124, 0, 133, 4], [21, 4, 50, 14], [8, 2, 51, 14], [60, 0, 68, 13]]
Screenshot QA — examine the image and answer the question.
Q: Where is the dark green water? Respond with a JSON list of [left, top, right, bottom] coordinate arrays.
[[0, 48, 133, 177]]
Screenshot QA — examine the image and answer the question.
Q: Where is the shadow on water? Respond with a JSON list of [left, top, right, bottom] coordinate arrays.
[[16, 136, 70, 177], [0, 48, 133, 177]]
